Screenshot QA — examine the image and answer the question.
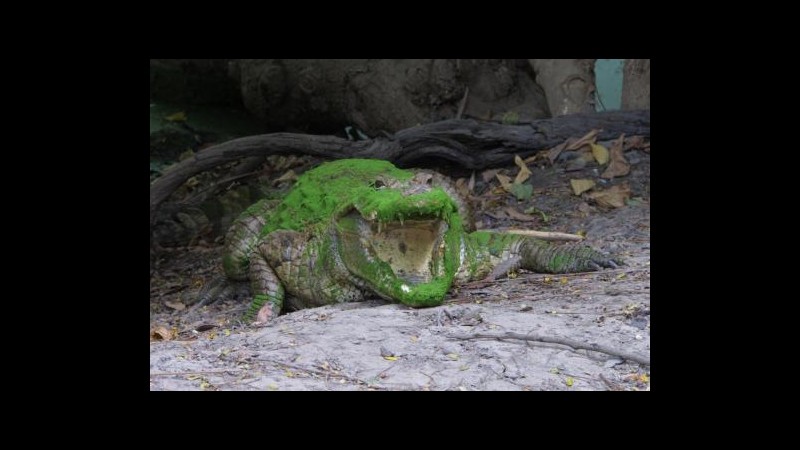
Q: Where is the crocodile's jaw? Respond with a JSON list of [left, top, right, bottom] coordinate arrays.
[[335, 211, 460, 306]]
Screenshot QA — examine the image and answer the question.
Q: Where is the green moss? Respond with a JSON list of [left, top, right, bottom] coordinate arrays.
[[259, 159, 415, 237]]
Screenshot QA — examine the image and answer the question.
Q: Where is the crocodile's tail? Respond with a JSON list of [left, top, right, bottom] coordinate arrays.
[[463, 231, 620, 281], [192, 274, 229, 309]]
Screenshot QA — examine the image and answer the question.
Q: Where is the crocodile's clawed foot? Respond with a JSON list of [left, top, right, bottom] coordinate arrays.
[[253, 302, 281, 326], [587, 253, 623, 271]]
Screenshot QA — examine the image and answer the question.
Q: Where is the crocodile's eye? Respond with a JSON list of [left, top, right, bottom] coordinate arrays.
[[374, 180, 386, 189]]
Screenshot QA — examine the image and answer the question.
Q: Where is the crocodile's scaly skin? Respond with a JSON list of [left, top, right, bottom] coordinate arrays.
[[212, 159, 618, 322]]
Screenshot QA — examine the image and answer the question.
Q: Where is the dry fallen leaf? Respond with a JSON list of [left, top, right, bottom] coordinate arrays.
[[587, 184, 631, 208], [567, 129, 600, 151], [623, 135, 647, 151], [150, 326, 173, 341], [383, 356, 398, 361], [504, 207, 539, 222], [570, 179, 596, 195], [495, 173, 513, 192], [165, 111, 187, 122], [591, 143, 610, 165], [565, 376, 575, 387], [164, 300, 185, 311], [455, 178, 470, 198], [273, 169, 297, 185], [513, 155, 532, 184], [468, 171, 476, 193], [482, 168, 501, 183], [602, 134, 631, 179], [446, 353, 460, 361], [547, 141, 569, 164]]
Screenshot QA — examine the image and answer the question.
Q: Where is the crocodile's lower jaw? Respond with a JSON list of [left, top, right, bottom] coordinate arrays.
[[336, 212, 448, 287]]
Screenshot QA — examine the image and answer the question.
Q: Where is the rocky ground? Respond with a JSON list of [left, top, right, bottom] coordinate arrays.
[[149, 142, 650, 391]]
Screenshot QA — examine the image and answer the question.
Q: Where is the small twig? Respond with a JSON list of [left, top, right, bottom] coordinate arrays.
[[448, 331, 650, 366], [258, 358, 386, 389], [456, 87, 470, 120], [497, 229, 584, 241], [599, 374, 623, 391], [150, 368, 242, 377]]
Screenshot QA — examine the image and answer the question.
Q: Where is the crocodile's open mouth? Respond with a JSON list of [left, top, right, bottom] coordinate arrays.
[[364, 217, 448, 285], [334, 207, 459, 306], [336, 212, 448, 286]]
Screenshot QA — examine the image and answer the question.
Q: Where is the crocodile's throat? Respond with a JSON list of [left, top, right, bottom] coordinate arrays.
[[334, 208, 459, 306], [339, 214, 447, 286]]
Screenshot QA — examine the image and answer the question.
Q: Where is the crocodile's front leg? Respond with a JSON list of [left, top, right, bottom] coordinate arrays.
[[246, 245, 285, 322]]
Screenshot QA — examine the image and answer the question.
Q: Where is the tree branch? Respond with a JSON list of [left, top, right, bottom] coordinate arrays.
[[448, 331, 650, 366], [150, 110, 649, 223]]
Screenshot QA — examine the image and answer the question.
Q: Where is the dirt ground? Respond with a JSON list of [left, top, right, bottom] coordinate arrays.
[[149, 147, 650, 391]]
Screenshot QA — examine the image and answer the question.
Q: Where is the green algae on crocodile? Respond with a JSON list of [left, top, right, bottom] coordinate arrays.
[[215, 158, 618, 322]]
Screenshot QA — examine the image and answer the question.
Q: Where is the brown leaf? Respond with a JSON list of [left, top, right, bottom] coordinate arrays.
[[601, 134, 631, 179], [623, 135, 647, 151], [587, 184, 631, 208], [455, 178, 470, 198], [150, 326, 173, 341], [495, 173, 513, 192], [547, 141, 568, 164], [504, 207, 539, 222], [273, 169, 297, 185], [566, 129, 600, 151], [482, 169, 500, 183], [513, 155, 532, 184], [570, 179, 596, 195], [467, 171, 476, 193], [164, 300, 185, 311]]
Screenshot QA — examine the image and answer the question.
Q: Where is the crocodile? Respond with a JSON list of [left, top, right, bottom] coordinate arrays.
[[212, 158, 618, 322]]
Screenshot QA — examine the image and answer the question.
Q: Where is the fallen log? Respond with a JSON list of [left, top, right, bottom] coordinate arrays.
[[150, 110, 649, 222]]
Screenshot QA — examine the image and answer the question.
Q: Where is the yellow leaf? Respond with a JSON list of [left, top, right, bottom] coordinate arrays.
[[513, 155, 532, 184], [446, 353, 459, 361], [200, 380, 211, 390], [383, 356, 398, 361], [591, 143, 610, 165], [544, 276, 552, 283], [495, 173, 513, 192], [284, 370, 295, 378], [570, 179, 596, 196], [224, 329, 231, 337], [565, 377, 574, 387], [267, 383, 278, 391], [459, 365, 469, 371], [560, 277, 568, 285], [165, 111, 187, 122], [208, 331, 216, 340], [640, 373, 650, 383]]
